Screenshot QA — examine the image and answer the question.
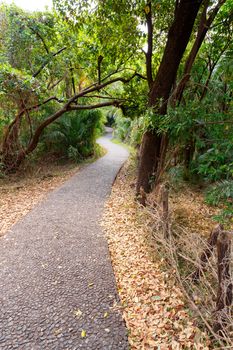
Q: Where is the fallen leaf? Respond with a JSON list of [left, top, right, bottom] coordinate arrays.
[[151, 296, 162, 301], [54, 328, 62, 336], [74, 309, 82, 318], [101, 162, 210, 349], [81, 329, 86, 338]]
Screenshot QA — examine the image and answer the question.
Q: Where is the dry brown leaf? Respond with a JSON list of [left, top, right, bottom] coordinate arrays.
[[102, 161, 210, 349]]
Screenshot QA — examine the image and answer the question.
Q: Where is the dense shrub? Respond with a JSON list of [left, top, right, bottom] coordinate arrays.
[[130, 116, 146, 146], [194, 143, 233, 181], [205, 180, 233, 206], [113, 112, 131, 142], [205, 180, 233, 224], [113, 111, 147, 146], [43, 109, 105, 161]]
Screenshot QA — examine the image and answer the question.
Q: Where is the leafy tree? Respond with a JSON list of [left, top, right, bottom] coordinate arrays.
[[0, 0, 231, 185], [53, 0, 231, 194], [166, 1, 233, 181], [0, 4, 143, 171]]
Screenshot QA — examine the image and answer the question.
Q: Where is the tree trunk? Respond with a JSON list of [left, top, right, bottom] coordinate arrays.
[[174, 0, 225, 104], [136, 130, 161, 193], [1, 105, 67, 172], [1, 109, 26, 172], [156, 134, 169, 184], [191, 224, 223, 283], [183, 136, 196, 180], [137, 0, 203, 193], [213, 230, 233, 335]]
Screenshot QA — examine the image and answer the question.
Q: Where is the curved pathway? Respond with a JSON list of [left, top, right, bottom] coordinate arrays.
[[0, 133, 129, 349]]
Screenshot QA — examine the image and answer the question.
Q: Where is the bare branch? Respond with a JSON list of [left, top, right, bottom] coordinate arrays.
[[67, 100, 121, 111], [97, 55, 104, 85], [6, 72, 141, 163], [33, 47, 67, 78], [28, 25, 50, 54], [80, 95, 129, 101], [70, 64, 76, 94], [48, 77, 64, 90]]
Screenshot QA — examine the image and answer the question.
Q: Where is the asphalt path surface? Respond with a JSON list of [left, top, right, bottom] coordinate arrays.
[[0, 133, 129, 349]]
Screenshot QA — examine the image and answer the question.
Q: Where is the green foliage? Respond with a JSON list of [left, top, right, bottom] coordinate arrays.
[[113, 108, 165, 146], [195, 143, 233, 181], [130, 116, 146, 146], [0, 63, 42, 102], [113, 107, 148, 146], [0, 4, 118, 168], [44, 109, 104, 161], [205, 180, 233, 206], [205, 180, 233, 224], [167, 165, 185, 188], [67, 145, 82, 162], [0, 0, 232, 179], [155, 95, 233, 182], [113, 111, 131, 142]]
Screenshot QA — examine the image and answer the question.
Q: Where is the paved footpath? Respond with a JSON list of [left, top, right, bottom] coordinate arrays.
[[0, 133, 129, 350]]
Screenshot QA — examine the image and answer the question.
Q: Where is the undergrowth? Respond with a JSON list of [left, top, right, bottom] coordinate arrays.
[[205, 180, 233, 225], [144, 183, 233, 348]]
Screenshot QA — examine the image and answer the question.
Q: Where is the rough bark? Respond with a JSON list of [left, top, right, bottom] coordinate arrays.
[[156, 134, 169, 184], [137, 0, 203, 193], [136, 131, 161, 193]]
